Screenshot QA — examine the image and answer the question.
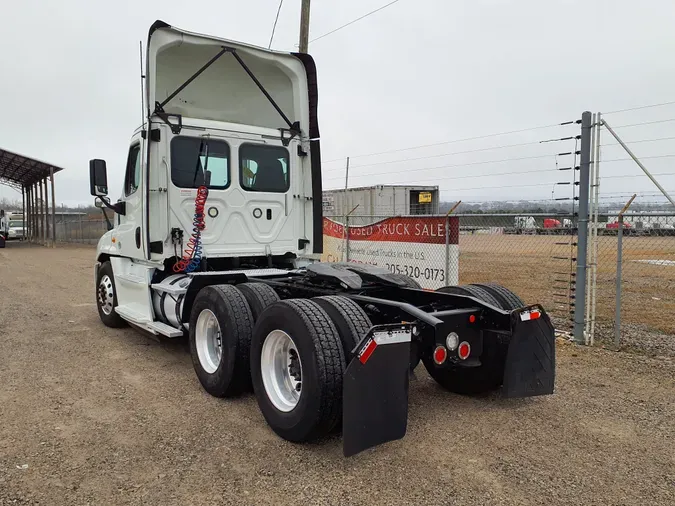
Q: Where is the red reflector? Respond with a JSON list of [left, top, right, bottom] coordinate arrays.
[[433, 346, 447, 365], [458, 342, 471, 360], [530, 310, 541, 320], [469, 314, 476, 323], [359, 338, 378, 364]]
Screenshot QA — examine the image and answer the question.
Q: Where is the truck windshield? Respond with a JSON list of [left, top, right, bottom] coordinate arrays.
[[10, 221, 23, 227], [171, 137, 230, 189]]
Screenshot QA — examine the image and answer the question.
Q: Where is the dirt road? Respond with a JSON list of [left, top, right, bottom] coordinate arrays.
[[1, 243, 674, 505]]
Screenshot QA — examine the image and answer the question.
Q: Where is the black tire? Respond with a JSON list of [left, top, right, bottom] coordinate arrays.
[[426, 284, 509, 395], [389, 273, 422, 288], [189, 285, 254, 397], [237, 283, 280, 321], [251, 299, 345, 442], [436, 284, 501, 308], [313, 296, 372, 359], [472, 283, 525, 310], [95, 261, 127, 328]]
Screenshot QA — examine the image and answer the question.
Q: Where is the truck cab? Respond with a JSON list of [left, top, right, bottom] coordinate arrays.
[[93, 21, 321, 273]]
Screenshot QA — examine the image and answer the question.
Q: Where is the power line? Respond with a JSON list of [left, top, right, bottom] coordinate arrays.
[[603, 101, 675, 115], [330, 167, 559, 184], [599, 154, 675, 164], [321, 121, 577, 163], [310, 0, 402, 44], [268, 0, 284, 49], [322, 138, 573, 173], [611, 118, 675, 129], [599, 136, 675, 148], [328, 180, 564, 193], [323, 153, 563, 182], [602, 172, 675, 180]]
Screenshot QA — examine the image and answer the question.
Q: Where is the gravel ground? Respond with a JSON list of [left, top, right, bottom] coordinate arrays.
[[1, 243, 674, 505]]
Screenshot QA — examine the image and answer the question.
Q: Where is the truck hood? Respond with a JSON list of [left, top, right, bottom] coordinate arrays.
[[146, 21, 313, 137]]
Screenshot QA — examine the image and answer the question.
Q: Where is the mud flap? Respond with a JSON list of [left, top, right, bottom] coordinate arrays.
[[342, 324, 411, 457], [503, 305, 555, 398]]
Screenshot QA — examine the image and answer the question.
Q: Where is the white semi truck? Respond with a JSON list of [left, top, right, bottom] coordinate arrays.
[[91, 21, 555, 456]]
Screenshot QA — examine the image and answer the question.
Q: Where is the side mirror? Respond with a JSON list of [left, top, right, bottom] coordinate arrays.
[[89, 159, 108, 196]]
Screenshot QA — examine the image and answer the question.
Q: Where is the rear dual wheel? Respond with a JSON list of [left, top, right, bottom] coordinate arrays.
[[424, 283, 525, 395], [191, 286, 363, 443], [189, 285, 254, 397], [251, 299, 346, 442]]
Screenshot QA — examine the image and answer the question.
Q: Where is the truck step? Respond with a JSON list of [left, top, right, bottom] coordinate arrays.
[[146, 321, 184, 338], [115, 304, 152, 324], [115, 273, 147, 284]]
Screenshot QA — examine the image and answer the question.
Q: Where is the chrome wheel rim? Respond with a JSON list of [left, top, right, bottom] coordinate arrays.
[[195, 309, 222, 374], [98, 275, 114, 316], [260, 330, 302, 412]]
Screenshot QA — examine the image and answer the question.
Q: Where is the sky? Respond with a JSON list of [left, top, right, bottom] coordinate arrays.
[[1, 0, 675, 208]]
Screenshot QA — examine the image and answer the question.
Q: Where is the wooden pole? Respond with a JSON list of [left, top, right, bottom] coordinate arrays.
[[299, 0, 311, 53]]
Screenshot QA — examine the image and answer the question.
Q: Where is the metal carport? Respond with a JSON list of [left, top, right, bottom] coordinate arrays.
[[0, 148, 65, 246]]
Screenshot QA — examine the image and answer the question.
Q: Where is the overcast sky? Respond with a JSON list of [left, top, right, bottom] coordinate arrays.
[[1, 0, 675, 207]]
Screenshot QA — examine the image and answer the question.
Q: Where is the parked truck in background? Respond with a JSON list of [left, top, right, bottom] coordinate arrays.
[[89, 20, 555, 457], [0, 210, 8, 248]]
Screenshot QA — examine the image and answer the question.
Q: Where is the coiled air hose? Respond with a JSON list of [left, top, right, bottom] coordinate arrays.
[[173, 185, 209, 273]]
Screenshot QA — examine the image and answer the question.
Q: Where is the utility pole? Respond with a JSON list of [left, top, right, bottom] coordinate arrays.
[[299, 0, 311, 53]]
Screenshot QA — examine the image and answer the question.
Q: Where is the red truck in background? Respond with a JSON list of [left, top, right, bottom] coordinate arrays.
[[606, 221, 632, 229], [543, 218, 561, 229]]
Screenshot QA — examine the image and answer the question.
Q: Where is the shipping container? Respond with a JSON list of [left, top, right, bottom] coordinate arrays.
[[323, 185, 440, 217]]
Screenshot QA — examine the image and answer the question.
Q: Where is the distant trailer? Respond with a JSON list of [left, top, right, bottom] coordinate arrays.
[[323, 185, 440, 217]]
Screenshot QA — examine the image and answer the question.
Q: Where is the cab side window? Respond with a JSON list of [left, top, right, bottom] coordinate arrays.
[[124, 144, 141, 196]]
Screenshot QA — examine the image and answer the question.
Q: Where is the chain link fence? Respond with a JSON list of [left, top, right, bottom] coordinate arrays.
[[586, 106, 675, 350], [55, 214, 110, 244]]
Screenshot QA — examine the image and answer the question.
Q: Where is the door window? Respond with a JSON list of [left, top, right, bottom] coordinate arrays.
[[171, 137, 230, 189], [124, 144, 141, 196], [240, 144, 289, 193]]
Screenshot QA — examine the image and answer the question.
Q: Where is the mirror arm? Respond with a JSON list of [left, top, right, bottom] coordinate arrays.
[[96, 197, 126, 216], [100, 207, 113, 231]]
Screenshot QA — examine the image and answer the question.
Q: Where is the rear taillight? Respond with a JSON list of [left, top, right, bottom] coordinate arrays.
[[433, 345, 447, 365], [457, 341, 471, 360]]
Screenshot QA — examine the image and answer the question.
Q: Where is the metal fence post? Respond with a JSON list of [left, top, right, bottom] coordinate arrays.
[[614, 194, 636, 349], [445, 201, 461, 285], [345, 214, 350, 262], [79, 214, 83, 243], [614, 216, 624, 349], [445, 214, 450, 283], [573, 111, 592, 344]]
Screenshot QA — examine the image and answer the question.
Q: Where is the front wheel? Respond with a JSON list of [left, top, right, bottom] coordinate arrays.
[[96, 261, 127, 328]]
